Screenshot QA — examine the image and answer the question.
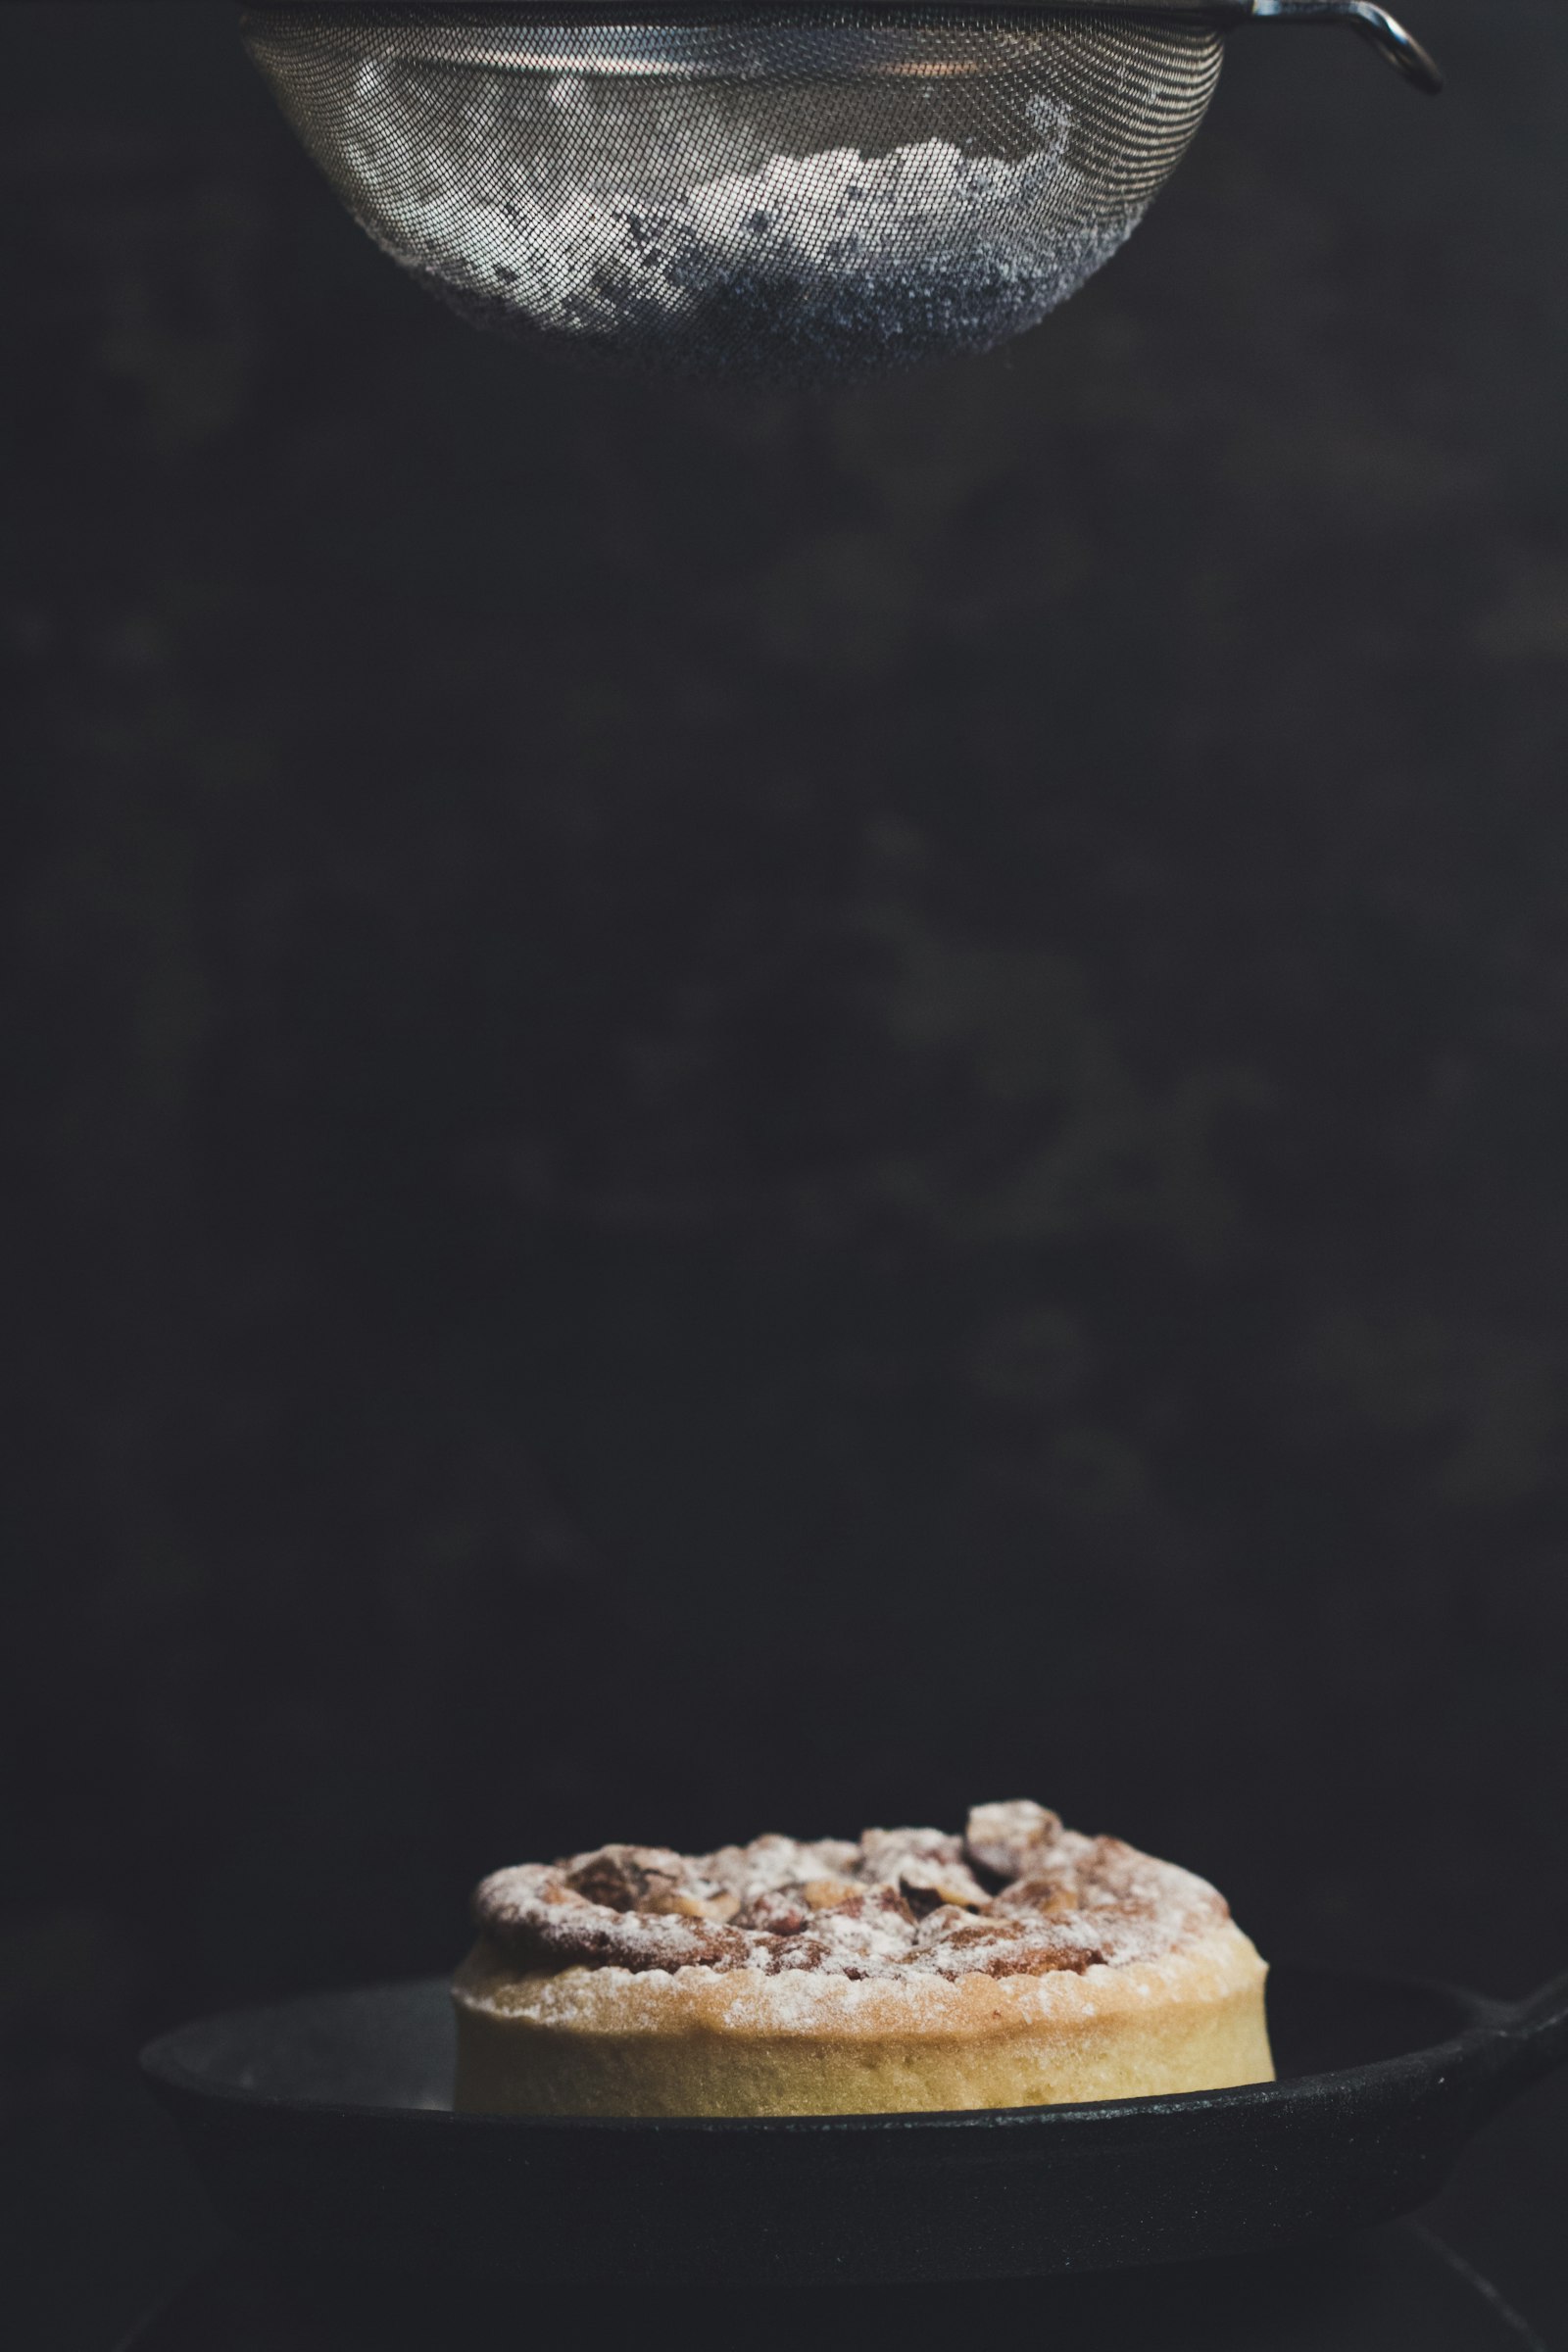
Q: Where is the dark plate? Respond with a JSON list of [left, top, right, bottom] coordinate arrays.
[[141, 1963, 1568, 2286]]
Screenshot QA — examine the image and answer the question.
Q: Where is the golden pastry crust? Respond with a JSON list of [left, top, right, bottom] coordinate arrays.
[[452, 1802, 1273, 2117], [453, 1920, 1271, 2116]]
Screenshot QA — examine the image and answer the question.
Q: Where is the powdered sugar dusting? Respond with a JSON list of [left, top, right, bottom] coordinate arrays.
[[474, 1802, 1225, 1984]]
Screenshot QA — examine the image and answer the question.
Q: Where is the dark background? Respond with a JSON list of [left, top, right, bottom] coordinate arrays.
[[3, 2, 1566, 2342]]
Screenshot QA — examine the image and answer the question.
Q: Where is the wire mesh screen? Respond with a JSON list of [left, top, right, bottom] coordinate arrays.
[[240, 8, 1224, 382]]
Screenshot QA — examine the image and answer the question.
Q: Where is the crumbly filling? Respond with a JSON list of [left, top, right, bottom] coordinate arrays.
[[473, 1800, 1225, 1982]]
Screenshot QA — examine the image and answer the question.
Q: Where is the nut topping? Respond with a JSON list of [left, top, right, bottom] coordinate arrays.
[[473, 1804, 1225, 1984]]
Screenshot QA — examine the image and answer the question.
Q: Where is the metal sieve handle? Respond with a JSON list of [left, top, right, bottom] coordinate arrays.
[[1247, 1, 1443, 93]]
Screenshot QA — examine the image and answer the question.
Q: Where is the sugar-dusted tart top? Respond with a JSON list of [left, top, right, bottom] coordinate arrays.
[[472, 1800, 1228, 1984]]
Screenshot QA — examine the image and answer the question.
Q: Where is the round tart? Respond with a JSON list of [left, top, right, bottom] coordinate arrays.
[[452, 1800, 1272, 2117]]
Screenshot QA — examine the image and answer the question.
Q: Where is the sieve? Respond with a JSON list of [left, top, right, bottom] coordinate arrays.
[[240, 2, 1442, 383]]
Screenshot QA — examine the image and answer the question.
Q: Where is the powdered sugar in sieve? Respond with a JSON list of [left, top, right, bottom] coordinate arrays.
[[241, 10, 1225, 382]]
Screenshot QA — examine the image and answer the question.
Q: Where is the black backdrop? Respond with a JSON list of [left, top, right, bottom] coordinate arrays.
[[3, 1, 1567, 2339]]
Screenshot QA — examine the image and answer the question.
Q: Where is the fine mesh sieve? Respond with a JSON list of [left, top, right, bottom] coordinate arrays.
[[240, 3, 1440, 384]]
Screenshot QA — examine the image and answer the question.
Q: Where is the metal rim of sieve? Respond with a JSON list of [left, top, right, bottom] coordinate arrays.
[[243, 3, 1443, 94], [298, 19, 1107, 79]]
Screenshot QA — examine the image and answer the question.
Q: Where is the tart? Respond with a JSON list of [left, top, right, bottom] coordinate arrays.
[[453, 1799, 1272, 2117]]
